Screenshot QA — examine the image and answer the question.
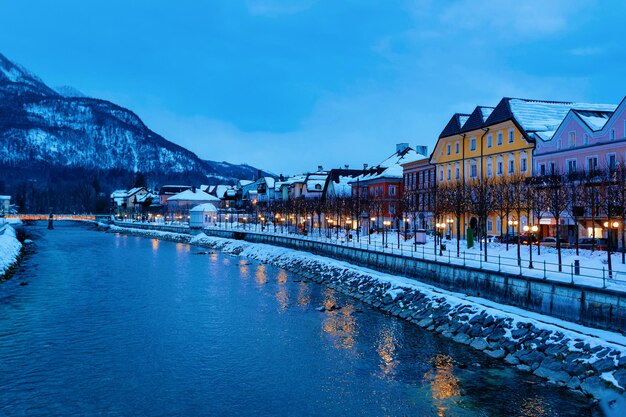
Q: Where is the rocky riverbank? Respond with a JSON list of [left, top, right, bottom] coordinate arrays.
[[108, 225, 626, 405], [0, 223, 23, 281]]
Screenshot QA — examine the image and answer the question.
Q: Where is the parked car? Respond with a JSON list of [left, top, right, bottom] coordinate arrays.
[[539, 237, 568, 248], [498, 233, 519, 244], [577, 237, 608, 251], [481, 234, 499, 243], [519, 235, 538, 245]]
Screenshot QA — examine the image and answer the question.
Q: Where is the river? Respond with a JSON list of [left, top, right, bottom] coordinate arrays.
[[0, 223, 597, 416]]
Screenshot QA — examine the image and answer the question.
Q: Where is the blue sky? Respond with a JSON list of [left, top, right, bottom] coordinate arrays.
[[1, 0, 625, 174]]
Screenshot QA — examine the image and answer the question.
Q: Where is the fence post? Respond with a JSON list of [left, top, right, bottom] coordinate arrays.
[[422, 245, 425, 260], [603, 267, 606, 288], [543, 261, 547, 280], [463, 251, 465, 266], [519, 261, 522, 275], [448, 250, 451, 263], [480, 253, 482, 269], [570, 263, 574, 284], [498, 255, 501, 272]]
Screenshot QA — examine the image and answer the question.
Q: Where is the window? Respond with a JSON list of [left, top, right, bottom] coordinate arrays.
[[455, 141, 460, 153], [470, 162, 477, 178], [487, 219, 493, 233], [608, 154, 616, 171], [388, 185, 396, 196], [439, 169, 443, 181], [539, 163, 546, 176], [470, 137, 476, 151], [487, 159, 493, 177], [557, 139, 562, 150], [549, 162, 556, 175], [508, 159, 515, 174], [455, 165, 460, 180], [521, 156, 527, 173], [389, 203, 396, 215], [446, 167, 451, 181], [568, 131, 576, 148], [610, 129, 616, 141], [508, 129, 514, 143], [496, 217, 501, 233], [487, 134, 493, 148], [497, 160, 503, 175], [446, 143, 451, 155], [587, 156, 598, 172], [584, 134, 589, 145], [497, 131, 503, 145], [567, 159, 577, 174]]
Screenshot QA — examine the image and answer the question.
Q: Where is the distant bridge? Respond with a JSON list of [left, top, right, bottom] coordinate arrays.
[[5, 214, 109, 222]]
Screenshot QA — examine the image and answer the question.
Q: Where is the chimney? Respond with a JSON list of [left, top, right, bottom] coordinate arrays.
[[363, 163, 368, 170], [257, 169, 262, 180], [415, 145, 428, 156], [344, 164, 349, 169], [396, 143, 410, 153], [318, 165, 323, 172]]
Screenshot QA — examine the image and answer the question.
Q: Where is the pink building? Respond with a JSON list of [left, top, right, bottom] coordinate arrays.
[[533, 97, 624, 241]]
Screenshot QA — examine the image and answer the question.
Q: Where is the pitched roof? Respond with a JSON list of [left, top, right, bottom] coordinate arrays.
[[460, 106, 494, 132], [353, 147, 426, 183], [190, 203, 218, 212], [572, 109, 614, 131], [486, 97, 617, 141], [168, 189, 220, 202], [439, 113, 471, 138]]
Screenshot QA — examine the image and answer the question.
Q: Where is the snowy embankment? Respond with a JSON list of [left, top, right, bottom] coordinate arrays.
[[0, 221, 23, 278], [109, 225, 626, 402]]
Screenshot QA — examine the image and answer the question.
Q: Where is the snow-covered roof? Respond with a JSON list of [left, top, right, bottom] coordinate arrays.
[[238, 179, 253, 187], [110, 190, 127, 198], [305, 172, 328, 191], [135, 193, 155, 203], [0, 195, 10, 200], [489, 98, 617, 142], [354, 147, 426, 183], [168, 189, 220, 202], [262, 177, 275, 188], [190, 203, 218, 212], [573, 109, 614, 131]]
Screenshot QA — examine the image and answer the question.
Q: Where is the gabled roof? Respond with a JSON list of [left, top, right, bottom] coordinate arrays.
[[190, 203, 218, 213], [461, 106, 494, 132], [572, 109, 614, 131], [352, 147, 426, 184], [485, 97, 617, 142], [439, 113, 471, 138], [168, 189, 220, 202]]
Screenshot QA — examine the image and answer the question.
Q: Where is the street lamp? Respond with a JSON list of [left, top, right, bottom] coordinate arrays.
[[604, 220, 620, 278], [446, 218, 454, 240], [523, 224, 538, 269], [383, 220, 392, 247], [369, 216, 376, 245]]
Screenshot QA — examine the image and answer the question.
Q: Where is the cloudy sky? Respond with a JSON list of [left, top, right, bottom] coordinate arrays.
[[1, 0, 624, 175]]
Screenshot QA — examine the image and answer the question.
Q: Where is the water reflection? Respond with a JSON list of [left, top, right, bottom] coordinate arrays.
[[424, 354, 461, 417], [375, 324, 400, 380], [151, 239, 159, 253], [275, 270, 289, 312], [210, 253, 218, 262], [222, 258, 231, 266], [297, 282, 310, 307], [277, 270, 287, 284], [322, 289, 357, 350], [238, 259, 249, 278], [255, 264, 267, 285], [519, 397, 550, 417]]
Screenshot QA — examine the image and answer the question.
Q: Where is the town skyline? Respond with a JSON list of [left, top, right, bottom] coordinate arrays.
[[2, 0, 625, 173]]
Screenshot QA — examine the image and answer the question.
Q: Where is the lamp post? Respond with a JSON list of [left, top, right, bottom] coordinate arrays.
[[446, 218, 454, 240], [383, 220, 391, 248], [404, 217, 410, 242], [369, 216, 376, 245], [508, 219, 519, 258], [523, 224, 538, 269], [436, 222, 446, 255], [603, 220, 620, 278]]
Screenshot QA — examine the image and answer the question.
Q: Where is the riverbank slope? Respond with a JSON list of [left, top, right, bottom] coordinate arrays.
[[0, 221, 22, 280]]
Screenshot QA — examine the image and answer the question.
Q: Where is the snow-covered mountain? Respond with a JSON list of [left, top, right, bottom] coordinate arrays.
[[0, 53, 265, 187]]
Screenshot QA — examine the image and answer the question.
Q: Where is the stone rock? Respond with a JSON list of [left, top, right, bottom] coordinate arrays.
[[487, 327, 506, 342], [470, 338, 488, 351], [417, 318, 433, 328], [511, 328, 529, 339], [534, 366, 571, 384], [544, 343, 568, 356], [591, 358, 616, 374], [453, 333, 471, 345], [515, 350, 545, 365], [485, 349, 506, 359], [566, 377, 581, 390], [468, 324, 483, 338], [504, 354, 520, 365], [618, 356, 626, 367], [614, 368, 626, 389], [517, 364, 532, 372], [581, 376, 614, 399]]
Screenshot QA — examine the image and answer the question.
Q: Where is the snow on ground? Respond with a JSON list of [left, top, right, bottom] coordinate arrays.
[[0, 222, 22, 276]]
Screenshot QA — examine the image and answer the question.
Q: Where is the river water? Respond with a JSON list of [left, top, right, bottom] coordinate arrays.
[[0, 223, 597, 416]]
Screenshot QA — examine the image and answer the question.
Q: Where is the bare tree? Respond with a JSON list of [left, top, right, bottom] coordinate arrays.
[[544, 172, 570, 272]]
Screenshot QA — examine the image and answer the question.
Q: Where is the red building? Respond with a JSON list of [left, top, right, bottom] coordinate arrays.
[[402, 153, 436, 230], [351, 144, 425, 229]]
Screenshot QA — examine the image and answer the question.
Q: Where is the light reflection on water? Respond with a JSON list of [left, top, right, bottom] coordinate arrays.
[[0, 224, 597, 417], [424, 354, 461, 417]]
